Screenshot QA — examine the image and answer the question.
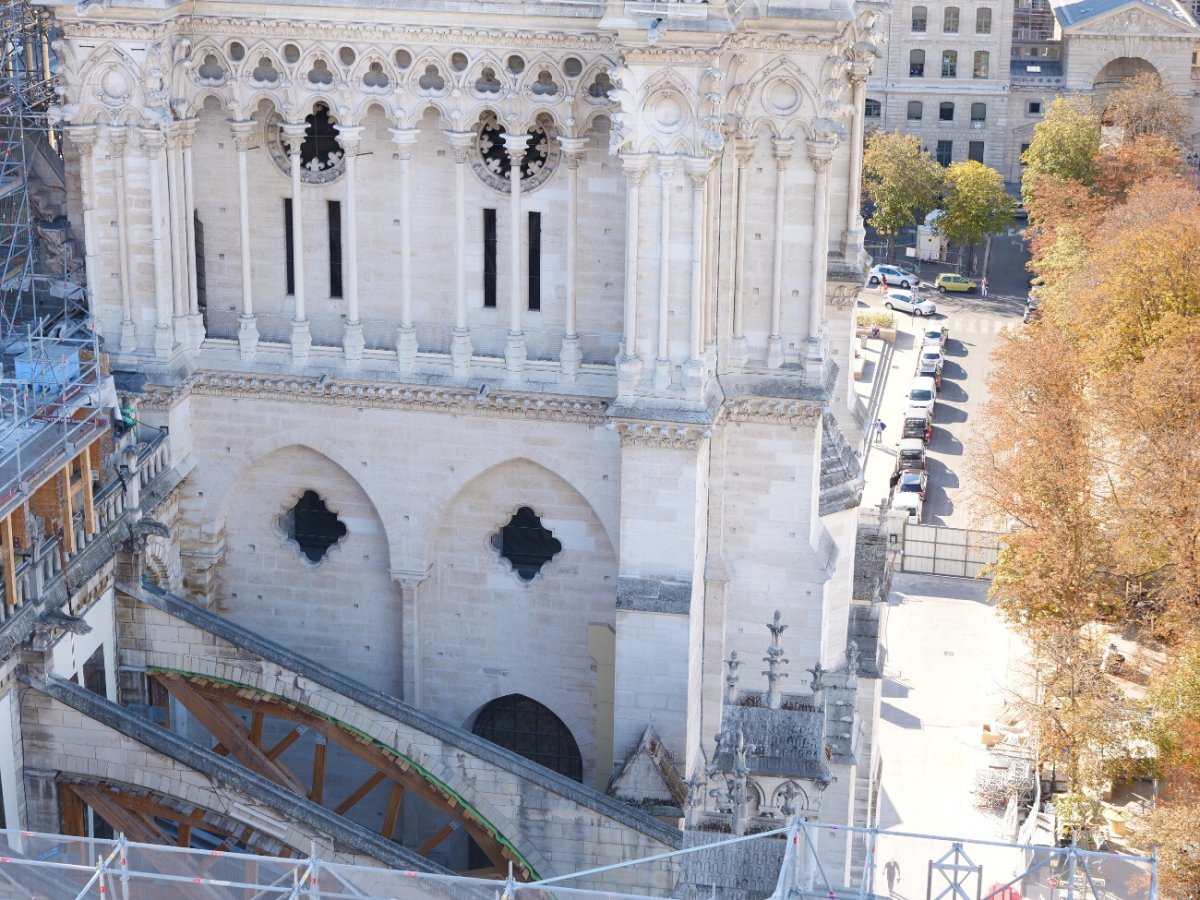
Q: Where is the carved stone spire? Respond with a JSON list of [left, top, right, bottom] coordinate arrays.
[[762, 609, 789, 710]]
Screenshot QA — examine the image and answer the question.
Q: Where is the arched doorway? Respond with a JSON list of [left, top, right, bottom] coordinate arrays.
[[1093, 57, 1158, 107], [471, 694, 583, 782]]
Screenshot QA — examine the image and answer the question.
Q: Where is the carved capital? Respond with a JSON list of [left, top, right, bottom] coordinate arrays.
[[389, 126, 419, 161], [772, 136, 795, 166], [621, 151, 651, 186], [228, 118, 257, 153], [176, 116, 197, 148], [500, 129, 533, 163], [139, 127, 166, 158], [335, 124, 363, 156], [280, 121, 308, 155], [684, 155, 712, 189], [444, 129, 475, 165], [105, 125, 129, 158], [65, 124, 99, 152], [612, 422, 712, 450], [725, 398, 823, 425], [734, 137, 755, 167], [558, 135, 589, 168], [806, 137, 836, 173]]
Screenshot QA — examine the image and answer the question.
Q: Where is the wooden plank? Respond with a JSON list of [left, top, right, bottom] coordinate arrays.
[[310, 735, 327, 805], [380, 782, 404, 840], [61, 785, 86, 837], [265, 727, 305, 761], [79, 446, 96, 535], [158, 677, 308, 795], [59, 468, 75, 554], [249, 711, 264, 747], [333, 771, 386, 815], [70, 784, 161, 844], [416, 820, 458, 855], [0, 514, 16, 606], [176, 823, 192, 848]]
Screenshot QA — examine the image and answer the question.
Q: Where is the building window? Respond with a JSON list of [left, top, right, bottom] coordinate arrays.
[[911, 5, 927, 31], [936, 140, 953, 166], [483, 208, 497, 308], [907, 100, 924, 120], [82, 646, 107, 698], [976, 8, 993, 33], [492, 506, 562, 581], [281, 490, 347, 563], [942, 50, 958, 78], [1027, 101, 1042, 115], [944, 6, 960, 32], [910, 49, 926, 77], [865, 98, 882, 118], [327, 200, 342, 299], [971, 102, 987, 122], [968, 141, 985, 162], [1020, 142, 1032, 165], [940, 102, 955, 122], [527, 211, 541, 311], [283, 199, 295, 295], [472, 694, 582, 782], [974, 51, 990, 79]]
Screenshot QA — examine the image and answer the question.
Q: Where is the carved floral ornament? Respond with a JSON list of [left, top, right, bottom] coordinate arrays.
[[610, 422, 713, 450]]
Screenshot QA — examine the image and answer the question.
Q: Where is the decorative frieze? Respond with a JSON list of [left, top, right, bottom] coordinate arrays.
[[724, 398, 824, 426], [610, 421, 712, 449]]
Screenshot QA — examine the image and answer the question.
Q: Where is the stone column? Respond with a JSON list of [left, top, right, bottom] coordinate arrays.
[[558, 136, 588, 380], [180, 118, 203, 350], [338, 125, 365, 369], [807, 138, 835, 352], [683, 156, 710, 389], [229, 119, 259, 358], [390, 127, 419, 374], [618, 154, 649, 392], [843, 63, 871, 258], [106, 126, 137, 355], [501, 129, 532, 383], [653, 155, 675, 393], [140, 129, 174, 360], [64, 125, 98, 315], [731, 139, 753, 367], [768, 138, 794, 369], [445, 130, 475, 381], [282, 122, 312, 366], [390, 567, 431, 706], [165, 128, 188, 336]]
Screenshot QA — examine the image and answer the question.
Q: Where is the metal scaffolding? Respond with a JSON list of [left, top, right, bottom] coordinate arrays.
[[0, 0, 83, 340]]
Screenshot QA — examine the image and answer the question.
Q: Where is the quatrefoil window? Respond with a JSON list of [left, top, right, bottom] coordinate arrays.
[[490, 507, 562, 582]]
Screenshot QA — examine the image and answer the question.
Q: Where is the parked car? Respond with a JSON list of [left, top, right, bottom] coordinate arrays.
[[917, 346, 944, 376], [934, 273, 977, 293], [867, 264, 919, 290], [902, 408, 933, 443], [907, 376, 937, 414], [892, 490, 923, 524], [922, 325, 949, 348], [1023, 300, 1041, 324], [884, 290, 937, 317], [897, 468, 928, 499], [895, 437, 927, 473]]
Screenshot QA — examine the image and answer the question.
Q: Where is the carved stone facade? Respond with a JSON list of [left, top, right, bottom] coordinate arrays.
[[45, 0, 883, 878]]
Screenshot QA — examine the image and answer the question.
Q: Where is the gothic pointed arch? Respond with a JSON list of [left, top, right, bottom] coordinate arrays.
[[469, 694, 583, 782]]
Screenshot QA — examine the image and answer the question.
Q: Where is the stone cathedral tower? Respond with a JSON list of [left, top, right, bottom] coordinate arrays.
[[46, 0, 887, 873]]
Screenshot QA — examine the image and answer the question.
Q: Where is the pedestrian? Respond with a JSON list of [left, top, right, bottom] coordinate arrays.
[[981, 276, 990, 298], [880, 274, 888, 295], [889, 469, 901, 492], [884, 859, 901, 895], [874, 419, 886, 443]]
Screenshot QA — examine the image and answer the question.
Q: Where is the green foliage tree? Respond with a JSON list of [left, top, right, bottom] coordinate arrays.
[[861, 131, 943, 259], [934, 160, 1014, 273], [1021, 95, 1101, 202]]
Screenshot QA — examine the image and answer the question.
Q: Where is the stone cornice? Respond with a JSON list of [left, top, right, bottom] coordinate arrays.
[[610, 421, 713, 450], [140, 372, 611, 424], [725, 398, 824, 425]]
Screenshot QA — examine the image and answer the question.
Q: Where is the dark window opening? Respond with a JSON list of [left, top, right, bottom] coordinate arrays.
[[300, 103, 344, 173], [483, 208, 497, 308], [865, 98, 882, 118], [472, 695, 582, 781], [284, 198, 295, 295], [527, 211, 541, 311], [328, 200, 343, 299], [968, 141, 985, 162], [82, 646, 107, 698], [491, 506, 561, 581], [282, 490, 347, 563], [1020, 142, 1032, 165], [935, 140, 953, 166], [193, 211, 207, 314], [940, 102, 955, 122]]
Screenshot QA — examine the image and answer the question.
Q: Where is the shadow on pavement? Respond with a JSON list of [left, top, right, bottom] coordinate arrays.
[[940, 361, 966, 380], [937, 382, 968, 403], [876, 786, 903, 830], [881, 702, 923, 730], [934, 405, 967, 425], [894, 573, 992, 604]]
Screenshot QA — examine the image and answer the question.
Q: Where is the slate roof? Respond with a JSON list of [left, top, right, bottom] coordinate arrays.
[[674, 830, 789, 900], [848, 603, 884, 680], [819, 413, 863, 517], [1051, 0, 1193, 28]]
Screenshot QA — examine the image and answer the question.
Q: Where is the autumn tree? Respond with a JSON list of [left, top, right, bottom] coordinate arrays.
[[1104, 71, 1191, 143], [1021, 95, 1101, 202], [934, 160, 1015, 273], [1095, 134, 1181, 202], [861, 130, 943, 259]]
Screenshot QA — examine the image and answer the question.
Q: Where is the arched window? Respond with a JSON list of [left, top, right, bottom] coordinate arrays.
[[472, 695, 583, 782], [907, 100, 923, 120], [865, 98, 882, 118], [943, 6, 960, 31], [911, 5, 927, 31], [971, 102, 987, 122], [910, 49, 926, 77], [973, 51, 990, 79], [939, 102, 955, 122], [281, 490, 347, 563], [942, 50, 958, 78], [976, 8, 993, 33]]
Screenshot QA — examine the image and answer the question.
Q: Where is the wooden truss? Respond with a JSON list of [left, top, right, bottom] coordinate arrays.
[[147, 671, 522, 879]]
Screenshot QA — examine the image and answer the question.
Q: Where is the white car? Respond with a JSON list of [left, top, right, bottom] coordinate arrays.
[[922, 325, 949, 348], [884, 290, 937, 317], [892, 490, 922, 524], [867, 264, 919, 290], [907, 376, 937, 413], [917, 346, 944, 375]]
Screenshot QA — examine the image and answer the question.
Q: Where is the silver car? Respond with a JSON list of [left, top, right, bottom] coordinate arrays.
[[867, 264, 919, 289], [884, 290, 937, 317]]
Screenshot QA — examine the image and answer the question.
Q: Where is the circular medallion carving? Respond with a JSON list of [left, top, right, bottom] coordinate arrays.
[[264, 106, 346, 185], [649, 92, 688, 133], [766, 79, 803, 115], [470, 113, 560, 193], [99, 67, 131, 105]]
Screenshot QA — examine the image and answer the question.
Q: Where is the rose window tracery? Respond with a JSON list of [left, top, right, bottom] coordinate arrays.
[[470, 113, 560, 193], [265, 104, 346, 185]]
